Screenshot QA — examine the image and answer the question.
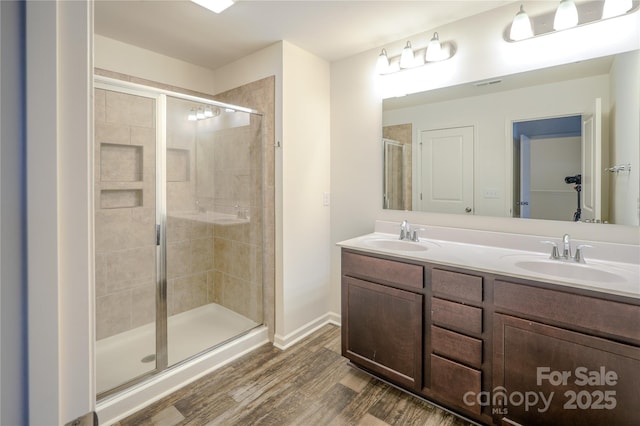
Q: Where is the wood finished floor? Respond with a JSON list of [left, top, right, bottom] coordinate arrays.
[[113, 325, 472, 426]]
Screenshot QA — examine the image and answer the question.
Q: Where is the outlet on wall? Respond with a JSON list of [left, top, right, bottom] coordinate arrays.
[[323, 192, 330, 206], [483, 188, 500, 199]]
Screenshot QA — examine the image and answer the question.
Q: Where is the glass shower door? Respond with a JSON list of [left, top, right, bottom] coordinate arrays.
[[94, 85, 159, 396], [164, 96, 263, 366], [95, 77, 265, 398]]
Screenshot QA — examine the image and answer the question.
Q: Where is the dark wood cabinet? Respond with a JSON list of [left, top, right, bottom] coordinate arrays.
[[340, 248, 640, 426], [341, 252, 423, 390], [427, 268, 486, 418], [493, 314, 640, 426]]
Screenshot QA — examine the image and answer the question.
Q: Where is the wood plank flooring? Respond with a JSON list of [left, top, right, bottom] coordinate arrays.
[[113, 325, 473, 426]]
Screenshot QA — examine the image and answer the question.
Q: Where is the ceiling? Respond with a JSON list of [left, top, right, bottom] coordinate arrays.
[[94, 0, 513, 71]]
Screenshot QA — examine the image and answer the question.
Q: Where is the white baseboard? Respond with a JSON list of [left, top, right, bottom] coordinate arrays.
[[273, 311, 341, 350], [96, 326, 269, 425]]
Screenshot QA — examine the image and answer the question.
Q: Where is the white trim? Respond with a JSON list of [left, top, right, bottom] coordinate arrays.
[[273, 312, 341, 350], [96, 326, 269, 425]]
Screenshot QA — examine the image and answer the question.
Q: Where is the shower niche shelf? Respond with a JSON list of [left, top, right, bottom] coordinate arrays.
[[167, 148, 191, 182], [100, 143, 144, 182], [100, 188, 143, 209]]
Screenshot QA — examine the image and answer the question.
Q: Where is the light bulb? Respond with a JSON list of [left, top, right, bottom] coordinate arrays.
[[399, 41, 415, 69], [554, 0, 579, 30], [188, 108, 197, 121], [196, 107, 205, 120], [376, 48, 390, 74], [602, 0, 633, 18], [510, 5, 534, 41], [425, 33, 444, 62], [204, 106, 214, 118]]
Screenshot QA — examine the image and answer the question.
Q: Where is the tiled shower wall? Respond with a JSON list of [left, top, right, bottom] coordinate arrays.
[[95, 88, 157, 340], [95, 84, 265, 340], [165, 97, 263, 324]]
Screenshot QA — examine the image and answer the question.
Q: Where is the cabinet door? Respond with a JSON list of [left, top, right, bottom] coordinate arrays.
[[493, 314, 640, 425], [342, 276, 423, 390]]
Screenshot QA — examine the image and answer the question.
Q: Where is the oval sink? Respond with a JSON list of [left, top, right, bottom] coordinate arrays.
[[513, 260, 626, 283], [364, 239, 429, 252]]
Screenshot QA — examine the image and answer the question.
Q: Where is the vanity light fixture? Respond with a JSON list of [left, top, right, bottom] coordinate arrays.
[[554, 0, 579, 30], [399, 41, 415, 69], [377, 34, 456, 75], [507, 0, 638, 41], [509, 5, 534, 41], [191, 0, 235, 14], [602, 0, 633, 18], [188, 105, 220, 121]]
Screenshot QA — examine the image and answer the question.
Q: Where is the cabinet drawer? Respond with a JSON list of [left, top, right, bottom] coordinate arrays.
[[342, 251, 423, 290], [431, 326, 482, 368], [432, 297, 482, 335], [431, 354, 481, 415], [432, 269, 483, 303], [494, 280, 640, 344]]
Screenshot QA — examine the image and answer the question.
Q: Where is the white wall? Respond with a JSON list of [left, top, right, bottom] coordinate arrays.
[[609, 50, 640, 226], [383, 74, 609, 218], [276, 42, 331, 343], [26, 1, 94, 424], [330, 4, 640, 314], [95, 35, 216, 94]]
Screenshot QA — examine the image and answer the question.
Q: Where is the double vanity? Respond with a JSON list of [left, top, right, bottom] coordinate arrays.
[[338, 221, 640, 425]]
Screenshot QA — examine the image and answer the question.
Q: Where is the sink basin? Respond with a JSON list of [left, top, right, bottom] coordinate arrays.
[[363, 239, 430, 252], [513, 260, 626, 283]]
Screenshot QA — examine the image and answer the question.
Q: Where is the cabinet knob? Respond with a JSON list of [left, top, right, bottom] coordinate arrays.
[[465, 207, 472, 213]]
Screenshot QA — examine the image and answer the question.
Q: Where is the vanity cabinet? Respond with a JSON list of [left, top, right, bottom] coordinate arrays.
[[340, 248, 640, 426], [493, 314, 640, 425], [341, 251, 424, 390], [493, 280, 640, 426]]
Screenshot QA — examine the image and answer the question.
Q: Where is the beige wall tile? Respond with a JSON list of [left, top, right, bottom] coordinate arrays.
[[96, 291, 132, 340], [131, 283, 156, 328], [191, 237, 214, 272], [106, 246, 156, 283], [95, 122, 130, 145], [172, 273, 207, 314], [167, 240, 192, 279], [95, 88, 106, 123]]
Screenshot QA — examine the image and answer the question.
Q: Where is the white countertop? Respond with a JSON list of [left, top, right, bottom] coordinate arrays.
[[337, 221, 640, 300]]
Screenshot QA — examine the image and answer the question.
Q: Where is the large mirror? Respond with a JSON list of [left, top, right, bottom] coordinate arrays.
[[382, 50, 639, 226]]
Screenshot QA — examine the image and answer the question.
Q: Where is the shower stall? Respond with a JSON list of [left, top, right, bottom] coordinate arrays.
[[94, 77, 264, 397]]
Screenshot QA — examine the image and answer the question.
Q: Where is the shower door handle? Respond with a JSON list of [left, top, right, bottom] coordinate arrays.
[[156, 224, 161, 246]]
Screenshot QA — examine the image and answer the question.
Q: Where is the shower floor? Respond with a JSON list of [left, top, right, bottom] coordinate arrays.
[[96, 303, 259, 395]]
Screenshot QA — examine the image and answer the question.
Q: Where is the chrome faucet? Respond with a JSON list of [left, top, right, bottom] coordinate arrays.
[[562, 234, 572, 260], [400, 220, 410, 240], [542, 234, 591, 263], [399, 220, 421, 242]]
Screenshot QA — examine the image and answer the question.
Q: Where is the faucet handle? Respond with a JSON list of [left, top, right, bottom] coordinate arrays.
[[573, 244, 592, 263], [541, 241, 560, 259], [410, 228, 425, 242]]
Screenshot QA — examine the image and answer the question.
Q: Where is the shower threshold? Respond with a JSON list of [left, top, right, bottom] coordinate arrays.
[[96, 303, 259, 395]]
